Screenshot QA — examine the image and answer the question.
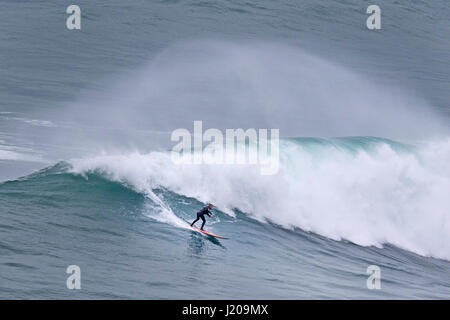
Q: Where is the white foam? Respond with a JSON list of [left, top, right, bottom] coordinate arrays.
[[0, 145, 46, 162], [0, 115, 56, 127]]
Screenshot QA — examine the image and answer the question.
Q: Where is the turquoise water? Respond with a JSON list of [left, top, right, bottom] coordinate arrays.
[[1, 1, 450, 299]]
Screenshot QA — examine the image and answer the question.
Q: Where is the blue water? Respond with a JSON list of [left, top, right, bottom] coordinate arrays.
[[1, 1, 450, 299]]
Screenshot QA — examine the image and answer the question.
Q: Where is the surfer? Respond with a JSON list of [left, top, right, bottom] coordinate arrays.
[[190, 204, 214, 230]]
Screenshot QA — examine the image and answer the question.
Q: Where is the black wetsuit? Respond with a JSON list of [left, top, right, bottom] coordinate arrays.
[[190, 206, 213, 230]]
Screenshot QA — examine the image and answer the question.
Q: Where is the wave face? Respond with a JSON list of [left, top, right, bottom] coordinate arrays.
[[68, 137, 450, 261]]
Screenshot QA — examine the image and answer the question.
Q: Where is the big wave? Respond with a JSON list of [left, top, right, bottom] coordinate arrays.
[[67, 137, 450, 261]]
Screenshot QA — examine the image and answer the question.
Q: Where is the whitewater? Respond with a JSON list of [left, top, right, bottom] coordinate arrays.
[[68, 137, 450, 260]]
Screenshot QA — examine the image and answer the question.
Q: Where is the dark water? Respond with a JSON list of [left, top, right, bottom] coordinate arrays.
[[0, 1, 449, 299]]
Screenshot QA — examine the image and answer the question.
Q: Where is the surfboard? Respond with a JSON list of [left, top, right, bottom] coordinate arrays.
[[190, 226, 228, 239]]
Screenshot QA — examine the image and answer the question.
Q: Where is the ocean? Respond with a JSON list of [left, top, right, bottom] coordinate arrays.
[[0, 0, 449, 299]]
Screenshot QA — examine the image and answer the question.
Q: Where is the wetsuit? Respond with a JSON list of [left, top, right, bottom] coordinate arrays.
[[190, 206, 213, 230]]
